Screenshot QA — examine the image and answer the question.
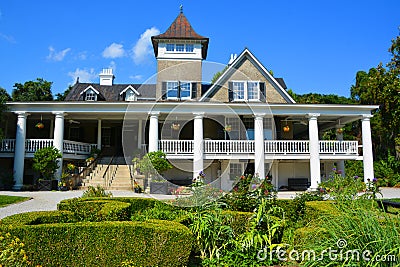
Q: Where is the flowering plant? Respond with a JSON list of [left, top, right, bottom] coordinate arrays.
[[192, 171, 206, 187]]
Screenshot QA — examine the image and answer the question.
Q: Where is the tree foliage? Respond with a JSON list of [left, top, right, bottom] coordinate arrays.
[[287, 89, 354, 104], [55, 85, 72, 101], [0, 87, 11, 139], [12, 78, 53, 101], [350, 33, 400, 158], [32, 146, 62, 180], [137, 151, 173, 178]]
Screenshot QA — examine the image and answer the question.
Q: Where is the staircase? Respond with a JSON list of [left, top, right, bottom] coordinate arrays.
[[82, 156, 133, 190]]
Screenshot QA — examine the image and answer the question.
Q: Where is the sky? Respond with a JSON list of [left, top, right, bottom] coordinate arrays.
[[0, 0, 399, 97]]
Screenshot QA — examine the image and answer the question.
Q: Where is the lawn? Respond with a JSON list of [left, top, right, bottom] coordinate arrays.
[[0, 195, 30, 207]]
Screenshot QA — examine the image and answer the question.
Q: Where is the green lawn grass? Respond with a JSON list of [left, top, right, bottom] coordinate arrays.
[[0, 195, 30, 208]]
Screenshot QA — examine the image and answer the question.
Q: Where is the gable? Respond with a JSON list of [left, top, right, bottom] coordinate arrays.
[[200, 49, 295, 104]]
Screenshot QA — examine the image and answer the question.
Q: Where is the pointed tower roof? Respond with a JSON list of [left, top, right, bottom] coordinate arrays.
[[151, 11, 209, 59]]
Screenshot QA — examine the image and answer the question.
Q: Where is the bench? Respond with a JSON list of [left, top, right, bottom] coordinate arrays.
[[288, 178, 310, 191], [376, 199, 400, 212]]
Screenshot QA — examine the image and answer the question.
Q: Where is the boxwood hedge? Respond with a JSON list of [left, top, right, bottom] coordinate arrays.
[[1, 220, 193, 267]]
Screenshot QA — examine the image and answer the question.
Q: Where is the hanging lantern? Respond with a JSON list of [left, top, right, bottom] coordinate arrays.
[[336, 128, 344, 134], [224, 125, 232, 132], [171, 123, 180, 131], [283, 125, 290, 132], [35, 122, 44, 129]]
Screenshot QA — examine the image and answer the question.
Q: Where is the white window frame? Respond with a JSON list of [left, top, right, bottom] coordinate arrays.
[[85, 89, 97, 101], [229, 163, 243, 180], [125, 89, 137, 101], [166, 81, 192, 100], [186, 44, 194, 52], [166, 43, 174, 51], [175, 44, 185, 52], [232, 81, 260, 102], [165, 43, 195, 53], [166, 81, 179, 99]]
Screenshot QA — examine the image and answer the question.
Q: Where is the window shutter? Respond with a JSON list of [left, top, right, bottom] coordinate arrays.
[[259, 82, 266, 102], [161, 82, 167, 100], [191, 82, 197, 99], [228, 81, 233, 102]]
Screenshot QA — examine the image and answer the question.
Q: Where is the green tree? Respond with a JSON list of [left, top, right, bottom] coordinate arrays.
[[12, 78, 53, 101], [0, 87, 11, 139], [55, 85, 72, 101], [137, 151, 172, 179], [32, 146, 62, 180]]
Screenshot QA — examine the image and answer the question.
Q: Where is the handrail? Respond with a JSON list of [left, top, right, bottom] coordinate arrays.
[[103, 156, 116, 189], [70, 153, 101, 188]]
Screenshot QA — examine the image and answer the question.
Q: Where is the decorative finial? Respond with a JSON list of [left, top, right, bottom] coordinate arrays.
[[180, 4, 183, 13]]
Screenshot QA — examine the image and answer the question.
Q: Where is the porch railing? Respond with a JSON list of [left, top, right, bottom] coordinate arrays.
[[264, 140, 310, 154], [319, 140, 359, 154], [0, 139, 93, 155], [159, 140, 194, 154], [204, 140, 255, 154]]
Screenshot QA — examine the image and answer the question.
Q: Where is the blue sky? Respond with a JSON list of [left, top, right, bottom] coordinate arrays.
[[0, 0, 399, 97]]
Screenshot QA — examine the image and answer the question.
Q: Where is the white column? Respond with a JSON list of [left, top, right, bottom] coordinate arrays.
[[362, 115, 374, 183], [138, 119, 143, 150], [193, 112, 204, 179], [53, 112, 65, 181], [336, 125, 345, 177], [308, 113, 321, 190], [13, 112, 29, 190], [254, 114, 265, 180], [148, 112, 159, 152], [97, 119, 102, 150]]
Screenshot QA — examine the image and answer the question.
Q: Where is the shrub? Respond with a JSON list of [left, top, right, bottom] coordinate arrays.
[[82, 185, 112, 198], [32, 146, 62, 180], [1, 220, 193, 267], [57, 198, 131, 221], [1, 210, 76, 226], [0, 231, 31, 267], [131, 200, 189, 222]]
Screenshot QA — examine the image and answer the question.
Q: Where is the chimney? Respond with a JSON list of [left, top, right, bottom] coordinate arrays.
[[99, 68, 114, 86], [228, 53, 238, 65]]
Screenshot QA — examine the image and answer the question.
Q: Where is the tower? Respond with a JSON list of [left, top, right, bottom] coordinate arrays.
[[151, 9, 209, 100]]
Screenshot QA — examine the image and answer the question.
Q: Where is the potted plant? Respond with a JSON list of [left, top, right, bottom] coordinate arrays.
[[32, 146, 62, 191], [283, 125, 290, 132], [224, 124, 232, 132], [133, 180, 142, 193], [138, 151, 172, 194]]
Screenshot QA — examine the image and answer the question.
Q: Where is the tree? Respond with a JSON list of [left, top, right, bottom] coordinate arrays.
[[55, 85, 72, 101], [32, 146, 62, 180], [12, 78, 53, 101], [0, 87, 11, 139], [137, 151, 173, 179]]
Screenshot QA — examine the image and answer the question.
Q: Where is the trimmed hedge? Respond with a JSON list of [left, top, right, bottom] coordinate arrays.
[[1, 210, 76, 226], [1, 220, 193, 267], [57, 198, 131, 221]]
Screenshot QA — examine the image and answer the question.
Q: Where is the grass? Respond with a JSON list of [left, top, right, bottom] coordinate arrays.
[[0, 195, 30, 207]]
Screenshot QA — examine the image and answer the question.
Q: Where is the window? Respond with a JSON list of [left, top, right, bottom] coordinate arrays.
[[231, 81, 260, 101], [180, 82, 191, 99], [230, 163, 243, 180], [85, 89, 97, 101], [176, 44, 185, 52], [186, 44, 194, 52], [166, 44, 174, 51], [125, 89, 136, 101], [166, 81, 179, 98], [233, 82, 245, 100], [166, 81, 191, 99]]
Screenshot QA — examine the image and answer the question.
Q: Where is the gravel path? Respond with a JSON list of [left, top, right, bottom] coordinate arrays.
[[0, 187, 398, 219]]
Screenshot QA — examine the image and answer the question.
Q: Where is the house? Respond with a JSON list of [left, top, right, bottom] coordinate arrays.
[[0, 10, 378, 191]]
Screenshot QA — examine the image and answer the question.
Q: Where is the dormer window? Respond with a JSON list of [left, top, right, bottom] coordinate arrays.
[[166, 43, 174, 51], [85, 89, 97, 101], [119, 85, 140, 102], [164, 43, 195, 53], [125, 89, 137, 101]]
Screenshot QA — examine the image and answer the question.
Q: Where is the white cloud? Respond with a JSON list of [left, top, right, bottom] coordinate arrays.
[[76, 51, 87, 60], [68, 68, 97, 84], [132, 27, 160, 64], [129, 74, 143, 80], [102, 43, 125, 58], [47, 46, 71, 61], [0, 33, 15, 43], [108, 61, 117, 72]]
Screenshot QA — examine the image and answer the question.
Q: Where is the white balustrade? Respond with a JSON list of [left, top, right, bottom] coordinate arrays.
[[0, 139, 16, 152], [319, 140, 359, 154], [25, 139, 54, 152], [264, 140, 310, 154], [159, 140, 194, 154], [63, 140, 92, 155], [204, 140, 255, 154]]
